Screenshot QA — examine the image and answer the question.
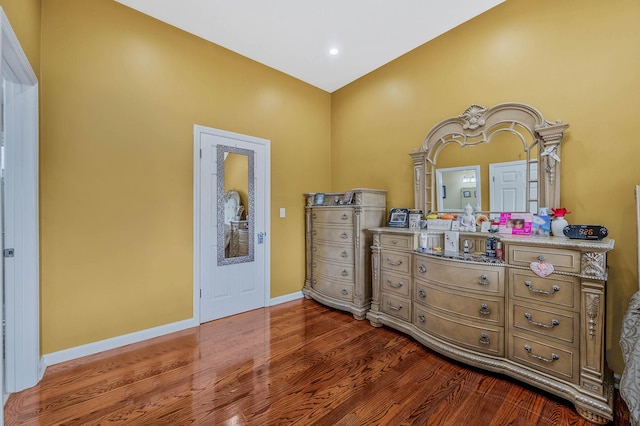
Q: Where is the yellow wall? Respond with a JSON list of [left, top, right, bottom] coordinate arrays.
[[6, 0, 637, 376], [0, 0, 41, 76], [39, 0, 331, 353], [331, 0, 640, 374]]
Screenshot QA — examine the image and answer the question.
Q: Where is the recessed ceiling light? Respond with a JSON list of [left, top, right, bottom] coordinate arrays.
[[329, 48, 339, 56]]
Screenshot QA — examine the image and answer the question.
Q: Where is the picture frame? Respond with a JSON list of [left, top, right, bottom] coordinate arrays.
[[314, 193, 325, 206], [388, 208, 410, 228], [463, 190, 471, 198], [341, 191, 354, 205]]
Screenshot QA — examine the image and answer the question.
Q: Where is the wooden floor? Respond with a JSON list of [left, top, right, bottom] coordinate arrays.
[[5, 298, 631, 425]]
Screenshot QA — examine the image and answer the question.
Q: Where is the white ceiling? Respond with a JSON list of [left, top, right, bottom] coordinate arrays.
[[114, 0, 505, 93]]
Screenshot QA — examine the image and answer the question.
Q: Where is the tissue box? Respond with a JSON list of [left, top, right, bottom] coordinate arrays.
[[498, 212, 533, 235], [426, 219, 452, 231]]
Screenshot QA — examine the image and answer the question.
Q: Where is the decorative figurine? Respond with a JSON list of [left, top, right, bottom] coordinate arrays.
[[460, 203, 476, 232]]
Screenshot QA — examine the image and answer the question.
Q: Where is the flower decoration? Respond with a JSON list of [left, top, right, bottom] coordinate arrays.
[[551, 207, 571, 217]]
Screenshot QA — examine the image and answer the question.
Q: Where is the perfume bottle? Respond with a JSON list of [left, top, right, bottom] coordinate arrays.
[[463, 239, 470, 254], [495, 241, 503, 260]]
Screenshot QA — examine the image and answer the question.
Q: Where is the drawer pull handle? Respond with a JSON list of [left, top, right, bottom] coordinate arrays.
[[538, 255, 545, 262], [312, 246, 317, 252], [312, 262, 317, 269], [312, 279, 317, 285], [524, 313, 559, 328], [341, 288, 349, 295], [479, 333, 490, 345], [387, 301, 403, 311], [341, 251, 349, 258], [392, 239, 398, 245], [478, 274, 490, 286], [386, 257, 403, 266], [417, 264, 427, 274], [479, 304, 491, 315], [341, 270, 349, 277], [418, 289, 426, 298], [341, 214, 349, 220], [312, 229, 317, 236], [387, 280, 403, 288], [524, 345, 559, 363], [312, 213, 317, 219], [418, 313, 425, 322], [340, 232, 349, 239], [525, 281, 560, 295]]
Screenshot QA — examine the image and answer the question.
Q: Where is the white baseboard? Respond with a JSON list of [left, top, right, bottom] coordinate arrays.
[[40, 293, 302, 370], [42, 317, 199, 367], [270, 291, 303, 306]]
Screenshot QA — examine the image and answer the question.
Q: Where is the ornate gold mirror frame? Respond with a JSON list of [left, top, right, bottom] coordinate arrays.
[[410, 102, 569, 214]]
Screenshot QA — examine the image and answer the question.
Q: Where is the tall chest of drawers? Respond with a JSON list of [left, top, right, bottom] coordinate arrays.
[[367, 228, 615, 424], [303, 189, 386, 319]]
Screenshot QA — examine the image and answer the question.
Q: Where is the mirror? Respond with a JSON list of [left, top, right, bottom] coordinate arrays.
[[436, 165, 481, 212], [217, 145, 255, 265], [411, 103, 569, 215]]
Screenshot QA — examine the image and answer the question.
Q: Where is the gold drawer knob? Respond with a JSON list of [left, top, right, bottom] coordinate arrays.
[[341, 214, 349, 220], [418, 313, 425, 323], [418, 289, 426, 298], [417, 264, 426, 274], [340, 232, 349, 239], [341, 251, 349, 258], [341, 288, 349, 295], [341, 270, 349, 277]]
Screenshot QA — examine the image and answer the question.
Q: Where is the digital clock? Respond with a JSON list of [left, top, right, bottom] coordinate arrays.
[[562, 224, 608, 240]]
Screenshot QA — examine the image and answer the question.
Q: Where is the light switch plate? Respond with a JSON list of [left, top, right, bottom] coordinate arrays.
[[280, 208, 286, 218]]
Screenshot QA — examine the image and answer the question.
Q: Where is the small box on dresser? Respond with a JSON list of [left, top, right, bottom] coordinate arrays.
[[303, 188, 386, 320]]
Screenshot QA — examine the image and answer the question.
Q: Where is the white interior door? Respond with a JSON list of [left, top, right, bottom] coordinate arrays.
[[490, 160, 527, 212], [195, 126, 270, 323]]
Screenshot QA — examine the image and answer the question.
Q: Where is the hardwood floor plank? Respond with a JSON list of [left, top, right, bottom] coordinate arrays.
[[5, 299, 630, 425]]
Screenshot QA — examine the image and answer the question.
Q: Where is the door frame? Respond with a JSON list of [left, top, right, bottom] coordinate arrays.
[[193, 125, 271, 324], [0, 6, 41, 398]]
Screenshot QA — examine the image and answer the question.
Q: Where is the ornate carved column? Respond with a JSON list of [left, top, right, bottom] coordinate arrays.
[[535, 122, 569, 209]]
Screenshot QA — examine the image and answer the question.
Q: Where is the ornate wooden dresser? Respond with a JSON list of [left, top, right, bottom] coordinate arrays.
[[368, 230, 614, 423], [303, 188, 386, 319]]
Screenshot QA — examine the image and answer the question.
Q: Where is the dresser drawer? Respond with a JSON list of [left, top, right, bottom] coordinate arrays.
[[380, 293, 411, 321], [414, 280, 502, 325], [510, 302, 578, 345], [311, 208, 353, 225], [413, 255, 504, 296], [509, 269, 579, 310], [312, 224, 353, 244], [381, 271, 411, 297], [380, 234, 414, 250], [414, 305, 503, 356], [508, 245, 580, 273], [381, 250, 411, 274], [510, 334, 578, 383], [312, 241, 353, 263], [312, 259, 355, 284], [312, 277, 353, 301]]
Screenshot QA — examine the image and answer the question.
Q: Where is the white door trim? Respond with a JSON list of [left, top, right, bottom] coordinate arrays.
[[193, 125, 271, 324], [0, 6, 41, 398]]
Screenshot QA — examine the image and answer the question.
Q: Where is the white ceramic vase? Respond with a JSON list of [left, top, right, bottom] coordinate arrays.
[[551, 217, 569, 237]]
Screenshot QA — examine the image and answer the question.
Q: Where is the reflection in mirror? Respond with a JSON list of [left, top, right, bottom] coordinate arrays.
[[411, 103, 567, 216], [436, 165, 481, 212], [217, 145, 254, 266]]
